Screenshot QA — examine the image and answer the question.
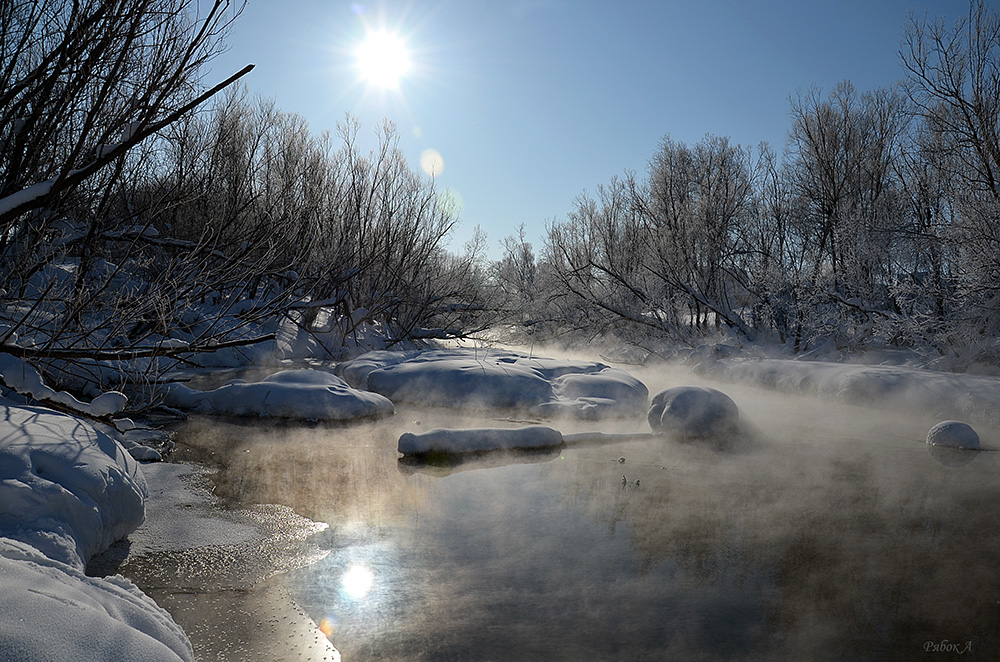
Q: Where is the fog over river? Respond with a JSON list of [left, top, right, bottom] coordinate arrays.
[[114, 363, 1000, 661]]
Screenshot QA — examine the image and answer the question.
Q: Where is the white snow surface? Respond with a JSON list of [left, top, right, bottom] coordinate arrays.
[[0, 401, 147, 569], [337, 348, 649, 418], [0, 400, 193, 661], [0, 353, 127, 417], [0, 538, 193, 662], [160, 369, 394, 420], [926, 420, 981, 449], [398, 426, 563, 455], [647, 386, 740, 437]]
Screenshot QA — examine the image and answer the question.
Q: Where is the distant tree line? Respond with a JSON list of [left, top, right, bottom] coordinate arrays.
[[3, 0, 999, 410], [495, 1, 1000, 366]]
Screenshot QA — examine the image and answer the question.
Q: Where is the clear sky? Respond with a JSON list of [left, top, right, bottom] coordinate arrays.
[[207, 0, 975, 258]]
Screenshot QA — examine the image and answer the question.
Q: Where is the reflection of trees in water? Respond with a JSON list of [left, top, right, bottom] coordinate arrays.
[[559, 436, 1000, 658]]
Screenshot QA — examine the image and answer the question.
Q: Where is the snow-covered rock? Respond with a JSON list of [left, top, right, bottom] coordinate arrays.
[[535, 368, 649, 419], [926, 420, 981, 450], [160, 369, 394, 420], [0, 402, 147, 569], [398, 426, 563, 455], [0, 538, 194, 662], [647, 386, 739, 437], [338, 349, 648, 418], [365, 351, 552, 408]]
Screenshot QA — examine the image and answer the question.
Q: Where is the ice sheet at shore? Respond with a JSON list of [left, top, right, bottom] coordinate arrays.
[[161, 369, 394, 420], [338, 348, 649, 419], [0, 400, 194, 661]]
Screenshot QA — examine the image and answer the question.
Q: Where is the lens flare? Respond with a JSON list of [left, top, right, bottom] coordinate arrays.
[[420, 148, 445, 176], [318, 616, 336, 637], [437, 187, 463, 215]]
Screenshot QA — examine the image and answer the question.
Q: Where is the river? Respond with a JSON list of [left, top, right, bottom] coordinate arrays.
[[107, 364, 1000, 661]]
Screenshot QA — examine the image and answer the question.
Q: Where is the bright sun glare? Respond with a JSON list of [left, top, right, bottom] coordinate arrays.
[[342, 564, 374, 599], [355, 30, 411, 89]]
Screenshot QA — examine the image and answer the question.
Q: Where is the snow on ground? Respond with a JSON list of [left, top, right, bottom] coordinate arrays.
[[160, 369, 394, 421], [0, 353, 127, 418], [0, 399, 194, 662], [0, 403, 147, 569], [0, 538, 193, 662], [336, 348, 649, 419]]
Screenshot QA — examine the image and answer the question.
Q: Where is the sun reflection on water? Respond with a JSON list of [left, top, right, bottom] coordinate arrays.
[[341, 564, 375, 599]]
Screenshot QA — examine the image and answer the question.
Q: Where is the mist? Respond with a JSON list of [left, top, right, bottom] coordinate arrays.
[[155, 344, 1000, 661]]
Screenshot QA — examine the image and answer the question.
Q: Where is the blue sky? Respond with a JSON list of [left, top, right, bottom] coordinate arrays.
[[208, 0, 974, 258]]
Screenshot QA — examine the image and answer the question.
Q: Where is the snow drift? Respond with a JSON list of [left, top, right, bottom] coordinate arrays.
[[0, 403, 147, 568], [337, 348, 649, 419], [0, 538, 193, 662], [160, 368, 394, 420], [0, 400, 194, 661]]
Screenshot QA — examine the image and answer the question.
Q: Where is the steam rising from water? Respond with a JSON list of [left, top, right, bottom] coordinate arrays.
[[169, 346, 1000, 660]]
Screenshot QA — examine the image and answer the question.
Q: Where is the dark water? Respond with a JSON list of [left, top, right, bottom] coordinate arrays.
[[172, 368, 1000, 662]]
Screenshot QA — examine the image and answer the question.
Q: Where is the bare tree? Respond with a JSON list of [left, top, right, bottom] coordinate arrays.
[[902, 0, 1000, 340], [0, 0, 260, 406]]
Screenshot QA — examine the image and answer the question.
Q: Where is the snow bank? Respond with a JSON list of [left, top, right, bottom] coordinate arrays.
[[0, 538, 193, 662], [398, 426, 563, 455], [0, 402, 147, 569], [160, 369, 394, 420], [647, 386, 740, 437], [338, 349, 648, 419], [0, 401, 193, 661]]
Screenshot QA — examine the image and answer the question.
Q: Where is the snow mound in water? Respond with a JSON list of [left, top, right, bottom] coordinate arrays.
[[926, 420, 981, 450], [0, 538, 194, 662], [0, 403, 147, 569], [648, 386, 739, 437], [337, 349, 648, 419], [398, 426, 563, 455], [161, 369, 394, 420]]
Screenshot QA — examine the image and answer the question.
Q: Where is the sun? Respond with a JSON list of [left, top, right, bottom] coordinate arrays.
[[355, 29, 411, 89]]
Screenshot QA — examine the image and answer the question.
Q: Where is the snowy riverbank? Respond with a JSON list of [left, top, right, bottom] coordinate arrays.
[[2, 347, 998, 659]]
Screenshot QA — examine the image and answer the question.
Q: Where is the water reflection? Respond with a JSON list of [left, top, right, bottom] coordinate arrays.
[[341, 564, 374, 599], [173, 373, 1000, 661]]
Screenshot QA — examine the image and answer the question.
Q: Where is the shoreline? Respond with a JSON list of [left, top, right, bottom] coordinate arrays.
[[89, 461, 341, 662]]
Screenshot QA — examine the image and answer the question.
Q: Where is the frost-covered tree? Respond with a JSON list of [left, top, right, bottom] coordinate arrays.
[[0, 0, 269, 408], [902, 0, 1000, 344]]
